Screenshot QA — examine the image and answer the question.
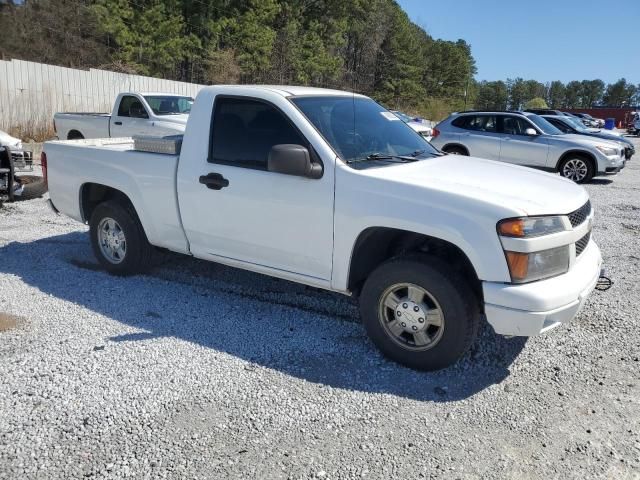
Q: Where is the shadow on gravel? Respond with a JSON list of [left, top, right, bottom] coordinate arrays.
[[0, 232, 527, 402], [589, 178, 614, 185]]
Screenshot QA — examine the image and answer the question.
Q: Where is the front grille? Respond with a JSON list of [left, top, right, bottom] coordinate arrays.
[[568, 200, 591, 228], [575, 231, 590, 257]]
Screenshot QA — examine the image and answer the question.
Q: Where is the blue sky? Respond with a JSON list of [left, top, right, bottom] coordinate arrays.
[[397, 0, 640, 84]]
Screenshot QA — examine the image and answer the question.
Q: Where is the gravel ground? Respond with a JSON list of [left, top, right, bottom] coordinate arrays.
[[1, 137, 639, 479]]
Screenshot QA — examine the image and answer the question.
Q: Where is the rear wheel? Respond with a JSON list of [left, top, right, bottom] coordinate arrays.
[[359, 255, 479, 371], [559, 156, 594, 183], [89, 201, 153, 275], [442, 145, 468, 156]]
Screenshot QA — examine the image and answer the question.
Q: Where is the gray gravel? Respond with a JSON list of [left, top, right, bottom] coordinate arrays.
[[1, 136, 640, 479]]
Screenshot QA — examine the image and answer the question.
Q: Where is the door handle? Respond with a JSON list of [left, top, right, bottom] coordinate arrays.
[[114, 121, 122, 125], [199, 173, 229, 190]]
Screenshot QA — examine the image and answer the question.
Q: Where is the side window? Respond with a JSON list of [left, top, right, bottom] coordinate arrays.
[[210, 97, 306, 170], [117, 96, 137, 117], [552, 120, 570, 133], [451, 116, 467, 128], [502, 116, 531, 135], [466, 115, 497, 132]]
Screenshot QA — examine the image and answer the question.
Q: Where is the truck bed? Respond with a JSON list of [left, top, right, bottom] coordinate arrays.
[[46, 138, 189, 254]]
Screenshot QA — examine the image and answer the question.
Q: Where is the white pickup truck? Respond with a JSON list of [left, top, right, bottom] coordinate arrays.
[[43, 85, 603, 370], [53, 92, 194, 140]]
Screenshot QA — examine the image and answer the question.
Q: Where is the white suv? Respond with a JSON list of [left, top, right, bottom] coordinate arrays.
[[431, 111, 626, 183]]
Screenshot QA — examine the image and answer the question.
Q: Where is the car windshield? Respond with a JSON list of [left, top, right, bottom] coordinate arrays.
[[565, 117, 591, 132], [526, 114, 564, 135], [144, 95, 194, 115], [291, 96, 439, 165]]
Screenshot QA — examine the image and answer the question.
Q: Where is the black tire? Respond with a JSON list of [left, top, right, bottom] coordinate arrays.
[[89, 200, 153, 275], [442, 145, 468, 156], [558, 155, 594, 183], [14, 175, 48, 200], [359, 254, 479, 371]]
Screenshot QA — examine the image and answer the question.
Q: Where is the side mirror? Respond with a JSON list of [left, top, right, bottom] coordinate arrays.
[[268, 144, 323, 179], [130, 104, 148, 119], [525, 128, 538, 136]]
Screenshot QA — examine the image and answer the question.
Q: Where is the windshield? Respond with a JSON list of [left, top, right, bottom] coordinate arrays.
[[291, 96, 439, 164], [526, 114, 564, 135], [144, 95, 194, 115], [565, 116, 591, 132]]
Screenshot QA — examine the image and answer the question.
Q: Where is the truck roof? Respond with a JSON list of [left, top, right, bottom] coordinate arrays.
[[202, 85, 365, 98]]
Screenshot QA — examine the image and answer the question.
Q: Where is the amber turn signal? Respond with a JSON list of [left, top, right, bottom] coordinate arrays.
[[505, 251, 529, 281], [498, 219, 525, 237]]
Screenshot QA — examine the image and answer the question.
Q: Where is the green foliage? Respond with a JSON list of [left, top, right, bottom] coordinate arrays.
[[524, 97, 548, 109]]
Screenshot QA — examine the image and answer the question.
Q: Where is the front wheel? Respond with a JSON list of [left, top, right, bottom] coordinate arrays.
[[89, 201, 153, 275], [359, 255, 479, 371], [559, 156, 594, 183]]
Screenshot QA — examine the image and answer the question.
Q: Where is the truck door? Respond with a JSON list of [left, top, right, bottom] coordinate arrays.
[[110, 95, 153, 137], [177, 96, 335, 282]]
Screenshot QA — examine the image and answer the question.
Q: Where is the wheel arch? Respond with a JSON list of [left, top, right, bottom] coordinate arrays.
[[556, 149, 596, 172], [346, 227, 483, 307], [80, 183, 143, 229], [67, 130, 84, 140], [441, 143, 469, 155]]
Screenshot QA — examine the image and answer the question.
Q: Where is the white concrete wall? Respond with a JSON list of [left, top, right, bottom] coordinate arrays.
[[0, 59, 205, 134]]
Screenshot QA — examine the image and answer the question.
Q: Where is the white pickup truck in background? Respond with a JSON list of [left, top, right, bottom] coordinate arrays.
[[53, 92, 194, 140], [43, 85, 603, 371]]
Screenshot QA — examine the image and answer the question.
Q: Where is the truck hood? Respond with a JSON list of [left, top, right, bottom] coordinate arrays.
[[360, 154, 588, 216]]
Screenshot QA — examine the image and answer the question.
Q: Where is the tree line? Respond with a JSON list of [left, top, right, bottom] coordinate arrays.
[[475, 78, 639, 112], [0, 0, 475, 120], [0, 0, 637, 120]]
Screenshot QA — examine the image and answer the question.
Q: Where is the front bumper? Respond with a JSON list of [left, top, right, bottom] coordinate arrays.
[[482, 240, 602, 336]]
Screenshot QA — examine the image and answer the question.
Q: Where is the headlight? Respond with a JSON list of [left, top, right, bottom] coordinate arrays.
[[595, 145, 618, 156], [498, 216, 571, 283], [504, 246, 570, 283], [497, 216, 567, 238]]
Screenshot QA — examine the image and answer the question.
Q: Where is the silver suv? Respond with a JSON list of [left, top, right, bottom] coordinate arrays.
[[431, 111, 626, 183]]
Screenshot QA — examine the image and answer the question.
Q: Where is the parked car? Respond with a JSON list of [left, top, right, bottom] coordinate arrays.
[[572, 113, 604, 128], [626, 112, 639, 134], [44, 85, 604, 371], [0, 130, 46, 203], [53, 92, 194, 140], [0, 129, 33, 171], [542, 114, 634, 160], [431, 111, 626, 183], [525, 108, 573, 117], [391, 111, 433, 139]]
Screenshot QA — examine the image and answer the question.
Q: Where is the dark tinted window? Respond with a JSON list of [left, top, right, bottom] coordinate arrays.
[[462, 115, 497, 132], [118, 96, 146, 117], [451, 116, 467, 128], [502, 116, 533, 135], [546, 118, 571, 133], [210, 97, 306, 169]]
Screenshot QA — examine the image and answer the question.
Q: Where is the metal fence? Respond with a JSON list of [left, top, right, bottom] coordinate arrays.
[[0, 59, 206, 134]]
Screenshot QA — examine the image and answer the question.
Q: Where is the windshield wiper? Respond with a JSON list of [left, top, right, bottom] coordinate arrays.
[[347, 153, 420, 164]]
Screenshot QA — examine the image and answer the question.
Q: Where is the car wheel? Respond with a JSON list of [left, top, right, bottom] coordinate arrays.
[[443, 146, 468, 156], [359, 254, 479, 371], [559, 156, 594, 183], [89, 201, 153, 275]]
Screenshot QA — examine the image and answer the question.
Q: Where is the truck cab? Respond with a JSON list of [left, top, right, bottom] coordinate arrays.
[[54, 92, 194, 140]]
